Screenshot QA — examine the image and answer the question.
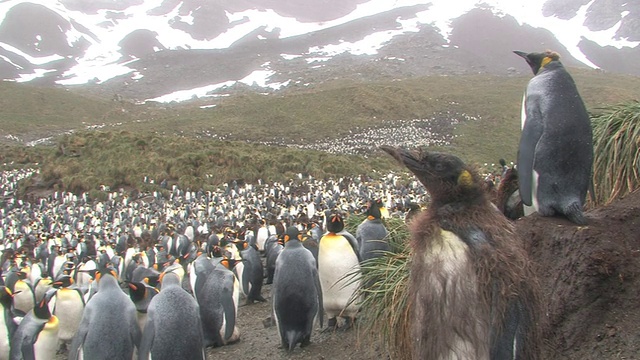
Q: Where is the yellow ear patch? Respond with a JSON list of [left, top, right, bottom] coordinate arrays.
[[457, 170, 473, 187], [540, 56, 553, 69], [284, 235, 290, 243]]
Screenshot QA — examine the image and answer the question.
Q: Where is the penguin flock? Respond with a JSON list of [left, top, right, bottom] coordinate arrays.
[[0, 49, 593, 358]]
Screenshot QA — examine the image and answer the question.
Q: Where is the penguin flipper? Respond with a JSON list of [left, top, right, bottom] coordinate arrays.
[[139, 309, 155, 358], [342, 232, 362, 263], [20, 342, 36, 360], [490, 296, 525, 360], [518, 108, 544, 206], [221, 283, 236, 341], [313, 268, 324, 329], [241, 264, 251, 298]]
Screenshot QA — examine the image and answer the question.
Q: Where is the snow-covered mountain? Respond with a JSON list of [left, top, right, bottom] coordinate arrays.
[[0, 0, 638, 103]]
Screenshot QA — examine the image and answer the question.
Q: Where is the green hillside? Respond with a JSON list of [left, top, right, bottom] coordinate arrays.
[[1, 68, 639, 195]]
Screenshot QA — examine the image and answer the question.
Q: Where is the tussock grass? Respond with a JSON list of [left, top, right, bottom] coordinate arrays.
[[344, 216, 413, 359], [591, 101, 640, 205], [32, 131, 398, 193]]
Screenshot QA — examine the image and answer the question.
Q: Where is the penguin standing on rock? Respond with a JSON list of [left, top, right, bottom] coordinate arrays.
[[514, 50, 593, 225], [273, 226, 323, 351], [381, 145, 542, 360], [317, 212, 361, 330]]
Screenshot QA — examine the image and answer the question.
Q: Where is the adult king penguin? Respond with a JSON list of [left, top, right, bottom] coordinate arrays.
[[191, 254, 240, 347], [1, 287, 16, 360], [317, 212, 361, 330], [272, 226, 323, 351], [381, 145, 541, 360], [9, 292, 58, 360], [356, 201, 389, 262], [514, 50, 593, 225], [139, 270, 205, 360], [69, 267, 141, 360]]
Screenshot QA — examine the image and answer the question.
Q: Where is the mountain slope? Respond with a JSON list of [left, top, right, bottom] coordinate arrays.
[[0, 0, 638, 102]]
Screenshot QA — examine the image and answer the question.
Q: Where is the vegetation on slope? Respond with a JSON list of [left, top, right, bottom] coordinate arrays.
[[1, 68, 640, 197]]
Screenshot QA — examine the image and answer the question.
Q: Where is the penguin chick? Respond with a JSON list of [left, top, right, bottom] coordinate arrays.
[[380, 145, 542, 360], [514, 50, 593, 225], [273, 226, 323, 351]]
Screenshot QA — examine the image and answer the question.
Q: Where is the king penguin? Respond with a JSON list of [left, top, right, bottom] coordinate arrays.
[[9, 291, 58, 360], [191, 254, 240, 347], [1, 286, 16, 360], [139, 271, 205, 360], [356, 202, 389, 262], [317, 212, 361, 329], [273, 226, 323, 351], [381, 145, 542, 359], [69, 267, 141, 360], [514, 50, 593, 225], [5, 269, 35, 315], [51, 275, 85, 352], [126, 280, 158, 332]]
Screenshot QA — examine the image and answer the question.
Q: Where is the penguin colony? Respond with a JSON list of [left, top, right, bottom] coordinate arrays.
[[0, 48, 590, 358]]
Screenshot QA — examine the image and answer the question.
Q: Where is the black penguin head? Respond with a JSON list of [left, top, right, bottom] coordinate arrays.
[[283, 226, 300, 243], [220, 257, 242, 270], [127, 281, 147, 302], [33, 294, 53, 320], [380, 146, 483, 206], [326, 213, 345, 234], [0, 286, 12, 307], [366, 202, 382, 220], [513, 50, 560, 75], [52, 275, 74, 289]]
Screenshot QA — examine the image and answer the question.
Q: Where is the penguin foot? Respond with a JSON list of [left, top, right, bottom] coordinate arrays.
[[563, 202, 588, 225], [341, 317, 356, 331], [262, 316, 274, 328], [300, 336, 311, 348], [321, 317, 338, 333]]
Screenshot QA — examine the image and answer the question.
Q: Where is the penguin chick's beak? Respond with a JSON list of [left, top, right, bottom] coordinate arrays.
[[379, 145, 426, 174]]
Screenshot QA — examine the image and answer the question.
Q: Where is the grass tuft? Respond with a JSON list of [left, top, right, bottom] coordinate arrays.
[[591, 101, 640, 205]]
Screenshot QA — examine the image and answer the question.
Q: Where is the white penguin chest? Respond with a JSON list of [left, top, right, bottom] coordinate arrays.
[[34, 316, 59, 360], [0, 311, 9, 359]]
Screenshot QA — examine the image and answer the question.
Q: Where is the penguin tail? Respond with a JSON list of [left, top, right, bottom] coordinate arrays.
[[285, 330, 301, 352], [563, 202, 587, 225]]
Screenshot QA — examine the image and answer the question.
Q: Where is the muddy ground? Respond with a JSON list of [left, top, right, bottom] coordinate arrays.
[[48, 190, 640, 360], [206, 190, 640, 360]]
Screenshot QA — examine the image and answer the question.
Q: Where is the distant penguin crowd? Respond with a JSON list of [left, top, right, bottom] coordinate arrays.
[[0, 48, 593, 358], [0, 166, 425, 358]]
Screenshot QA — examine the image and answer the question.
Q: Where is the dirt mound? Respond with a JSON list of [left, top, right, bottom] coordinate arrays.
[[519, 190, 640, 359]]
